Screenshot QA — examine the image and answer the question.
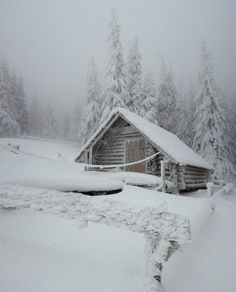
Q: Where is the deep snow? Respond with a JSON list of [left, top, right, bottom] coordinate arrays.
[[0, 137, 236, 292]]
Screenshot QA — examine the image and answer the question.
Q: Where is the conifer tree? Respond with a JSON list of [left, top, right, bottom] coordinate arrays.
[[72, 99, 83, 142], [100, 8, 126, 121], [42, 102, 58, 139], [63, 114, 71, 140], [140, 73, 159, 124], [174, 81, 193, 147], [193, 41, 235, 180], [80, 58, 101, 144], [28, 96, 43, 136], [0, 60, 19, 136], [156, 59, 177, 133], [16, 77, 28, 134], [126, 38, 142, 113]]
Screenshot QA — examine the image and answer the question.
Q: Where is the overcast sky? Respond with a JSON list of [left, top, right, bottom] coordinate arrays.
[[0, 0, 235, 114]]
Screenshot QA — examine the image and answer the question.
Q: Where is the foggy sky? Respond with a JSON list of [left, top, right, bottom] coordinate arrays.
[[0, 0, 235, 115]]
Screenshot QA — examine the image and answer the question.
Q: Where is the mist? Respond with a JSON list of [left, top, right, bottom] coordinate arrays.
[[0, 0, 235, 117]]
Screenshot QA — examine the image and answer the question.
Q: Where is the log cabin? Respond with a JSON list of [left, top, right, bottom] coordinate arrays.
[[75, 108, 213, 192]]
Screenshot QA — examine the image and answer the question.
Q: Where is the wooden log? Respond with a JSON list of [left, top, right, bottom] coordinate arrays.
[[185, 166, 209, 173], [96, 153, 124, 158], [185, 183, 207, 189]]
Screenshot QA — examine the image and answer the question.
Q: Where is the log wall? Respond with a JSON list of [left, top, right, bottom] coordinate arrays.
[[183, 165, 210, 190], [91, 117, 161, 174]]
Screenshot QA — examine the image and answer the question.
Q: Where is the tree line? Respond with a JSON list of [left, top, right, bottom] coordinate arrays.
[[0, 60, 28, 136], [0, 59, 60, 140]]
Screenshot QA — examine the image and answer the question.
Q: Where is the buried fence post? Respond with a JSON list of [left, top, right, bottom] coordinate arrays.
[[207, 182, 214, 197], [161, 160, 166, 193], [144, 236, 171, 292]]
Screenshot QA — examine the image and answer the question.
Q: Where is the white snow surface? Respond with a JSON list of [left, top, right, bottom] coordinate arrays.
[[0, 138, 123, 192], [3, 177, 123, 192], [0, 137, 79, 161], [78, 107, 212, 169], [113, 186, 211, 239], [0, 137, 235, 292], [89, 171, 176, 190]]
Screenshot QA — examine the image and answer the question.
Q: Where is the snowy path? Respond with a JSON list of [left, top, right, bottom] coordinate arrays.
[[163, 191, 236, 292]]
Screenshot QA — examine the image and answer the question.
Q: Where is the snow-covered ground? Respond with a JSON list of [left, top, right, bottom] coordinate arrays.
[[0, 137, 124, 193], [0, 137, 236, 292], [0, 137, 79, 161]]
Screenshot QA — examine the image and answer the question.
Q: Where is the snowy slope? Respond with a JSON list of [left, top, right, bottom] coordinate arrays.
[[0, 137, 235, 292], [0, 137, 79, 161], [163, 193, 236, 292], [0, 138, 123, 192], [113, 186, 211, 239]]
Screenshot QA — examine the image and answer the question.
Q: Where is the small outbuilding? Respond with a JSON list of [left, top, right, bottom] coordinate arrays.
[[75, 108, 212, 192]]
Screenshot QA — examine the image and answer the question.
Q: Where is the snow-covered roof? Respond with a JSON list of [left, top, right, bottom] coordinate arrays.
[[76, 107, 213, 170]]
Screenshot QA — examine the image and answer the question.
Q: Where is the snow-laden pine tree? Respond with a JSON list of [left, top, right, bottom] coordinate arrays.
[[42, 102, 58, 139], [126, 37, 142, 113], [10, 74, 28, 135], [229, 97, 236, 163], [139, 73, 159, 125], [193, 41, 235, 181], [63, 114, 71, 140], [0, 60, 19, 136], [28, 96, 43, 137], [232, 99, 236, 165], [72, 99, 83, 142], [16, 77, 28, 134], [100, 8, 126, 121], [79, 58, 101, 144], [174, 80, 193, 147], [156, 59, 177, 133]]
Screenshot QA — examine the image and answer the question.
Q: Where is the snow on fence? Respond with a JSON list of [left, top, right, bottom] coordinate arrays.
[[0, 184, 191, 292], [207, 181, 235, 198]]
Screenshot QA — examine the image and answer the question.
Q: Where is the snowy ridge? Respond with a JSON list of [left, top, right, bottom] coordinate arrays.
[[2, 177, 124, 193], [77, 107, 212, 169], [0, 184, 190, 244], [0, 184, 191, 291]]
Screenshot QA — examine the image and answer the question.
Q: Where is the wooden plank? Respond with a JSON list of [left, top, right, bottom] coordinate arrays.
[[125, 139, 146, 173], [185, 166, 209, 173], [184, 174, 208, 180], [185, 183, 207, 189], [184, 170, 208, 176], [95, 159, 124, 165], [96, 153, 124, 159], [184, 179, 208, 184], [88, 114, 120, 150]]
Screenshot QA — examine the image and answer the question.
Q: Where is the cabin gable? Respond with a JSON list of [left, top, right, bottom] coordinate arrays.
[[91, 116, 161, 175]]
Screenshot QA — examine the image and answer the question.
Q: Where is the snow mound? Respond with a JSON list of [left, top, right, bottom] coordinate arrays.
[[92, 171, 176, 191], [112, 186, 212, 239], [2, 177, 124, 193]]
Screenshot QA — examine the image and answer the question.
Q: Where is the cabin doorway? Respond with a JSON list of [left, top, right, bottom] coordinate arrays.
[[125, 139, 146, 173]]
